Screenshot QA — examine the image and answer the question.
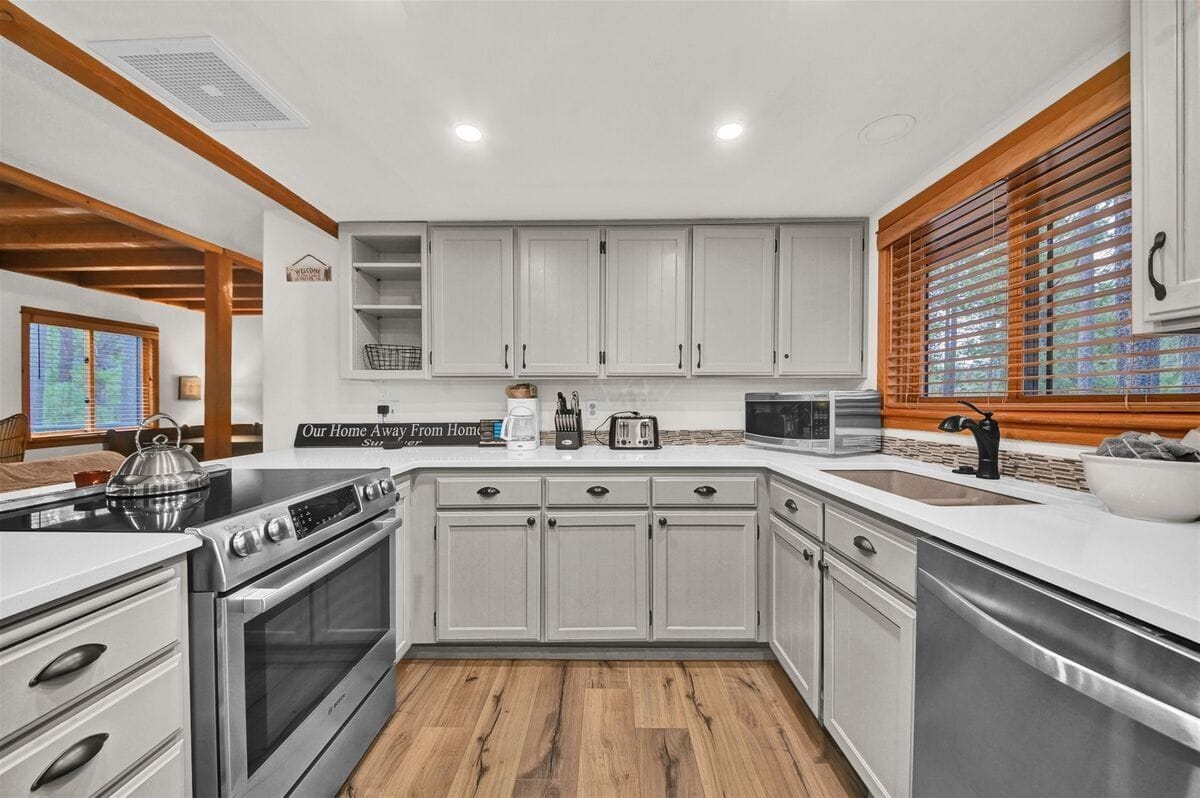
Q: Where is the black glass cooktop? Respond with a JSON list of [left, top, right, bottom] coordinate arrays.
[[0, 468, 375, 533]]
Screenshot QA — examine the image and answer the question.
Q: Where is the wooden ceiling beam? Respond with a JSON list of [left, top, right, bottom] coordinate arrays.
[[0, 183, 91, 221], [0, 4, 338, 238], [72, 269, 260, 289], [0, 221, 181, 250], [138, 285, 262, 301], [0, 248, 206, 271]]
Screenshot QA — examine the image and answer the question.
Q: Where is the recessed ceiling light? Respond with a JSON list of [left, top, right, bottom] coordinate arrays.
[[455, 124, 483, 143], [715, 121, 744, 141], [858, 114, 916, 145]]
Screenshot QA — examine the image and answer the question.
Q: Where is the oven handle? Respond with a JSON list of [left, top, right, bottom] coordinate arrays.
[[231, 517, 398, 618]]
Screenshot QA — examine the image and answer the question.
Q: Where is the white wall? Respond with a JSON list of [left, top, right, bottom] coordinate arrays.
[[0, 270, 263, 459]]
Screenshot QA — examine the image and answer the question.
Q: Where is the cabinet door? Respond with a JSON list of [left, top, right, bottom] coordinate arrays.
[[691, 226, 775, 375], [436, 512, 540, 640], [822, 553, 915, 798], [1136, 0, 1200, 326], [778, 224, 864, 375], [605, 227, 689, 375], [394, 486, 411, 661], [430, 227, 514, 375], [769, 519, 821, 715], [652, 510, 757, 640], [545, 511, 649, 640], [516, 227, 601, 375]]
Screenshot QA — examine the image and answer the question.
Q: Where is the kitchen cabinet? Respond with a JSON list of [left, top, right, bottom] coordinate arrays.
[[691, 225, 776, 375], [429, 227, 514, 375], [435, 511, 541, 640], [544, 511, 650, 640], [822, 552, 915, 798], [516, 227, 602, 375], [393, 482, 412, 661], [604, 227, 690, 375], [769, 518, 822, 715], [651, 510, 757, 640], [777, 224, 864, 375], [1133, 0, 1200, 331]]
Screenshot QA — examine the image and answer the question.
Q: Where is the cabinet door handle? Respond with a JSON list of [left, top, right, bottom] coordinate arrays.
[[586, 485, 610, 496], [547, 517, 557, 527], [696, 343, 702, 370], [852, 535, 877, 555], [29, 643, 107, 687], [658, 516, 668, 526], [522, 344, 528, 370], [802, 548, 814, 562], [693, 485, 717, 497], [784, 499, 798, 512], [504, 344, 510, 370], [477, 486, 500, 497], [678, 344, 683, 370], [1148, 231, 1167, 301], [817, 559, 829, 573], [31, 733, 109, 791], [526, 516, 537, 526]]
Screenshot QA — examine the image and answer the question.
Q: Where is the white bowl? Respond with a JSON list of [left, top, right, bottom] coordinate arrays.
[[1080, 454, 1200, 523]]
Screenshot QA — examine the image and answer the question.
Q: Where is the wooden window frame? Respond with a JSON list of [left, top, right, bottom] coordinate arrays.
[[877, 55, 1200, 446], [20, 306, 160, 449]]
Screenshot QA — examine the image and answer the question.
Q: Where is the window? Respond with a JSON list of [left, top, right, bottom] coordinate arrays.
[[880, 99, 1200, 444], [21, 308, 158, 446]]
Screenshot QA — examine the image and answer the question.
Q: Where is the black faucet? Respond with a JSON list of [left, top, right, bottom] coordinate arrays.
[[938, 401, 1001, 480]]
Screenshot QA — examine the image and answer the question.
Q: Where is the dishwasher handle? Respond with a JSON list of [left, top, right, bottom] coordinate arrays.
[[919, 568, 1200, 752]]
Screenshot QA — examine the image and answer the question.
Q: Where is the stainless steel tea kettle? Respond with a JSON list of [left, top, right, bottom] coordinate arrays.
[[106, 413, 210, 497]]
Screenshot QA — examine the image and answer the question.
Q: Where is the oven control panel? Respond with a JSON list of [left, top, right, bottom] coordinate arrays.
[[812, 401, 831, 439], [289, 484, 362, 539]]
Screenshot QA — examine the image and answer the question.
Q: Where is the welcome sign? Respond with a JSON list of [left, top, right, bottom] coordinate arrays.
[[293, 422, 481, 448]]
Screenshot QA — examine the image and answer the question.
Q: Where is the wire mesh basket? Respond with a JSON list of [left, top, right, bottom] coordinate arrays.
[[364, 344, 422, 370]]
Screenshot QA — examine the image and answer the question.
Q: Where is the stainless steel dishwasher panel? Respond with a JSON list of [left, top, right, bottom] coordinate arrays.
[[914, 538, 1200, 798]]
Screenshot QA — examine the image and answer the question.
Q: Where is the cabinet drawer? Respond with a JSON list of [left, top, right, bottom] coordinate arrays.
[[545, 477, 649, 507], [652, 476, 757, 507], [436, 477, 542, 508], [109, 739, 185, 798], [0, 654, 184, 798], [769, 481, 823, 537], [824, 507, 917, 598], [0, 578, 181, 740]]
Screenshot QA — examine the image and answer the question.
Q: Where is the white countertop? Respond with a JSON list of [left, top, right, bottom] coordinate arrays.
[[0, 532, 199, 622], [216, 444, 1200, 643]]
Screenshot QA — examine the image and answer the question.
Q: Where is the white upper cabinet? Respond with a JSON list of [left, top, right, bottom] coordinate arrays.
[[691, 226, 776, 375], [516, 228, 602, 375], [1134, 0, 1200, 330], [604, 227, 690, 375], [778, 224, 864, 376], [429, 227, 515, 376]]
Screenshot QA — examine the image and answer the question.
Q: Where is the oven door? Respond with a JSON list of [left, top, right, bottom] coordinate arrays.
[[745, 398, 819, 448], [217, 514, 397, 798]]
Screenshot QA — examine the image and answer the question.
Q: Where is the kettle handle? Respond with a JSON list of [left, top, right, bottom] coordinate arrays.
[[135, 413, 182, 452], [498, 415, 512, 442]]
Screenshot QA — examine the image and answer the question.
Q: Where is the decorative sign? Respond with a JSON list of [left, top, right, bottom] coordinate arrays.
[[178, 375, 201, 401], [293, 422, 481, 448], [286, 254, 332, 282]]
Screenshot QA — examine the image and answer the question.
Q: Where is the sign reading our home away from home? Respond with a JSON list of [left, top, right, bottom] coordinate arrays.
[[293, 422, 481, 448]]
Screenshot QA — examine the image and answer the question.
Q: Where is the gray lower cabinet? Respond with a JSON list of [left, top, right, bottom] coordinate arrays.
[[691, 225, 776, 375], [544, 511, 650, 641], [822, 552, 915, 798], [429, 227, 515, 375], [651, 510, 757, 640], [777, 223, 864, 375], [436, 511, 541, 640], [769, 518, 821, 715]]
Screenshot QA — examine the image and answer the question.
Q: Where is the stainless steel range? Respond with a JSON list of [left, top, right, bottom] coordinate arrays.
[[0, 467, 400, 798]]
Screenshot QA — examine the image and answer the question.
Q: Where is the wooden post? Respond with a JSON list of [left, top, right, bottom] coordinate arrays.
[[204, 250, 233, 460]]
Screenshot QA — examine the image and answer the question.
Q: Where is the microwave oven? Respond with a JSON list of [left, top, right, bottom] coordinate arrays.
[[744, 390, 881, 454]]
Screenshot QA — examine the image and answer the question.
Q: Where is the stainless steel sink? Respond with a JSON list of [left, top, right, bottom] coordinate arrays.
[[822, 469, 1036, 506]]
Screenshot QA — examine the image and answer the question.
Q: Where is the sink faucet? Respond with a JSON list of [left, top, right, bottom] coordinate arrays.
[[938, 401, 1000, 480]]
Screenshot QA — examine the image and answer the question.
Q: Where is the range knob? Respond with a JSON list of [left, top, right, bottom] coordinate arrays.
[[363, 482, 382, 502], [230, 528, 264, 558], [379, 478, 395, 495], [264, 516, 293, 542]]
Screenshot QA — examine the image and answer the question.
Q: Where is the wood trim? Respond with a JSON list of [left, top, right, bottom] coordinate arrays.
[[204, 250, 234, 459], [877, 55, 1131, 249], [0, 248, 207, 271], [0, 2, 337, 237], [21, 305, 159, 338], [885, 409, 1200, 447], [27, 431, 105, 449]]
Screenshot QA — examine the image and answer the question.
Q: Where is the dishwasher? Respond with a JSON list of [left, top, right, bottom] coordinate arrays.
[[914, 538, 1200, 797]]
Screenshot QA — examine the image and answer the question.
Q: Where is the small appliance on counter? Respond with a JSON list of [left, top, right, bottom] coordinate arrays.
[[501, 383, 540, 451], [554, 391, 583, 450], [744, 390, 881, 455], [608, 412, 661, 450]]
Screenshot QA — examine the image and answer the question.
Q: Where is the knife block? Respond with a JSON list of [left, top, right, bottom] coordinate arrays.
[[555, 411, 583, 450]]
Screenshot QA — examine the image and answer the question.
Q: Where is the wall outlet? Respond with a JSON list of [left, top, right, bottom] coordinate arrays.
[[584, 400, 601, 421], [376, 402, 402, 420]]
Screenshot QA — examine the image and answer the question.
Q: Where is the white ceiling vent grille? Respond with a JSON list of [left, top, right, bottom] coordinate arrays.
[[90, 36, 307, 131]]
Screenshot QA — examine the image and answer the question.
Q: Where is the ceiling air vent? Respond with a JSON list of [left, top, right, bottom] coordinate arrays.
[[89, 36, 307, 131]]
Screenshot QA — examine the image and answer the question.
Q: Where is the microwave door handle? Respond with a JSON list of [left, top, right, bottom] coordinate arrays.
[[919, 569, 1200, 751], [233, 517, 398, 618]]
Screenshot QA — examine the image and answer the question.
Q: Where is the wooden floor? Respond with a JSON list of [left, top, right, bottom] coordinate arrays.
[[338, 659, 865, 798]]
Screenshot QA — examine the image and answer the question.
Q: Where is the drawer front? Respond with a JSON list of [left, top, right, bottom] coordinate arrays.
[[824, 506, 917, 598], [0, 654, 184, 798], [436, 477, 542, 508], [109, 739, 185, 798], [0, 578, 182, 740], [769, 480, 823, 538], [545, 477, 650, 507], [652, 476, 757, 507]]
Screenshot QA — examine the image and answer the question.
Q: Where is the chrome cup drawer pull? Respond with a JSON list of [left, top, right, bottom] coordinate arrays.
[[31, 733, 109, 791], [852, 535, 878, 555], [29, 644, 108, 687]]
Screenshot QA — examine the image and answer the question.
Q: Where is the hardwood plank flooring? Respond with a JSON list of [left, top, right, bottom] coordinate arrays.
[[338, 660, 865, 798]]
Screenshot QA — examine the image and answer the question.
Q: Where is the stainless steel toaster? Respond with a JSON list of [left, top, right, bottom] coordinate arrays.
[[608, 413, 661, 450]]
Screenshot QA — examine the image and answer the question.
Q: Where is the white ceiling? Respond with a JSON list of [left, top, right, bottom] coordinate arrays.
[[6, 0, 1127, 243]]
